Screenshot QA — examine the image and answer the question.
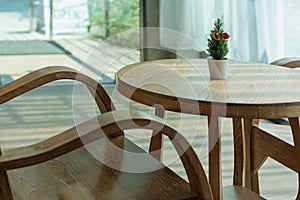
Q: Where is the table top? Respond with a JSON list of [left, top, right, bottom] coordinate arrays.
[[116, 59, 300, 119]]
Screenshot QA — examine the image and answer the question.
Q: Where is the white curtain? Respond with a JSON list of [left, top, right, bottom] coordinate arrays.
[[160, 0, 284, 63]]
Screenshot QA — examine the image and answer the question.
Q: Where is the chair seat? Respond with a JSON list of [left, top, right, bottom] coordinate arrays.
[[223, 186, 266, 200], [8, 138, 197, 200]]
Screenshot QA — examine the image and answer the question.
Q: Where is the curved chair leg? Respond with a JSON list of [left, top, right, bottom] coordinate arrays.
[[0, 171, 13, 200], [148, 106, 165, 160], [250, 126, 269, 194], [0, 148, 13, 200], [250, 150, 267, 194], [289, 117, 300, 200]]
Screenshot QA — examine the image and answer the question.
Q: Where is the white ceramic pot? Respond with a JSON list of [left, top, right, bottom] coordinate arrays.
[[207, 57, 228, 80]]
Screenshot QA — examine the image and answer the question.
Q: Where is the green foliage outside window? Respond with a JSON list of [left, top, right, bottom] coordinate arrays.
[[88, 0, 140, 38]]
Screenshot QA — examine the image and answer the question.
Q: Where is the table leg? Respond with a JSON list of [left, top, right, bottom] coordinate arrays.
[[149, 107, 165, 161], [232, 118, 243, 186], [208, 116, 222, 200], [232, 118, 256, 189], [243, 118, 253, 189]]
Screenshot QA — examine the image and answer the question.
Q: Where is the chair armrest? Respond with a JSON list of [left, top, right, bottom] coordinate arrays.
[[0, 110, 212, 199], [0, 66, 114, 112], [0, 113, 108, 170], [95, 110, 212, 199]]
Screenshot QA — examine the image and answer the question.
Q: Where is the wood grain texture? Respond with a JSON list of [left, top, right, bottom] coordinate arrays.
[[0, 66, 114, 170], [243, 118, 254, 190], [62, 184, 266, 200], [55, 111, 265, 200], [0, 66, 114, 113], [0, 62, 280, 199], [117, 59, 287, 199], [0, 66, 115, 199], [270, 57, 300, 69], [223, 185, 266, 200], [148, 106, 165, 161], [1, 83, 293, 199], [232, 118, 243, 186], [251, 117, 300, 199], [9, 140, 196, 200], [208, 116, 222, 200], [0, 149, 13, 200], [2, 110, 212, 200], [59, 184, 95, 200], [117, 59, 300, 119]]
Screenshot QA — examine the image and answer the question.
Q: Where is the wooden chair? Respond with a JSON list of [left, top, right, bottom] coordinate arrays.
[[0, 66, 114, 112], [270, 57, 300, 69], [2, 108, 266, 200], [251, 57, 300, 199], [0, 66, 264, 199], [269, 57, 300, 124], [58, 110, 266, 200], [0, 66, 115, 199], [1, 107, 212, 199], [250, 57, 300, 198], [251, 120, 300, 199]]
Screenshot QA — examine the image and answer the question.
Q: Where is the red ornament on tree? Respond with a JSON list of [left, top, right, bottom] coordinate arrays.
[[223, 32, 230, 39]]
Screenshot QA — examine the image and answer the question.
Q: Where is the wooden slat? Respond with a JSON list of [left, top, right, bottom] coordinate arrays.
[[252, 126, 298, 172], [148, 106, 165, 160]]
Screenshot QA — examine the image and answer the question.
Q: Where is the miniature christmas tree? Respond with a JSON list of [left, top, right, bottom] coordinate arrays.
[[207, 18, 230, 60]]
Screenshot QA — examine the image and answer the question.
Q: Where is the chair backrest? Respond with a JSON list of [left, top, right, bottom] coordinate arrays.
[[270, 57, 300, 69], [0, 66, 115, 200], [96, 110, 213, 199], [252, 55, 300, 197], [0, 66, 213, 199], [251, 118, 300, 199], [57, 110, 213, 200], [0, 110, 213, 200], [0, 66, 114, 112]]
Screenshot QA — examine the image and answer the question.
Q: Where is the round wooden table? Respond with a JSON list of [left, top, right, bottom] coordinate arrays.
[[116, 59, 300, 200]]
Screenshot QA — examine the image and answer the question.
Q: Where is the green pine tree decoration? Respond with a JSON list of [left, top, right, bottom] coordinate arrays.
[[207, 18, 230, 60]]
